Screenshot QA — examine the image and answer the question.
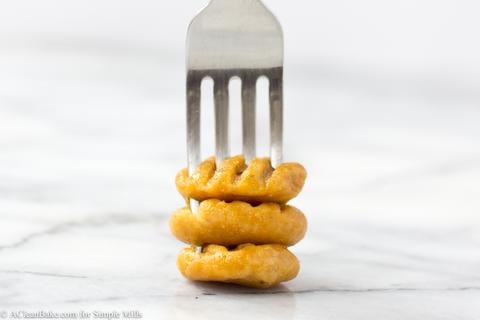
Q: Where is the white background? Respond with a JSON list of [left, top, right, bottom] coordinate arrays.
[[1, 0, 479, 225]]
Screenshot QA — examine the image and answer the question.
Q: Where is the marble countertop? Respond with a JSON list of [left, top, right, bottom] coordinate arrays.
[[1, 33, 480, 319]]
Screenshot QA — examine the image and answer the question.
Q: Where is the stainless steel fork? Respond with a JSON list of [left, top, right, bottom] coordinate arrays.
[[186, 0, 284, 208]]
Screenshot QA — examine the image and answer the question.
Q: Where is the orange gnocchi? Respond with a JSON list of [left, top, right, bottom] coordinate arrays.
[[177, 244, 300, 289], [170, 199, 307, 247], [171, 156, 307, 288], [176, 155, 307, 204]]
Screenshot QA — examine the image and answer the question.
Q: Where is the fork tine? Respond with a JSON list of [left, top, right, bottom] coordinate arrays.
[[187, 72, 202, 173], [214, 75, 230, 164], [186, 72, 202, 213], [242, 74, 257, 163], [269, 69, 283, 168]]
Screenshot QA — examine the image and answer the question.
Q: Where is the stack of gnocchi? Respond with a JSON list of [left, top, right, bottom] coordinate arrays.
[[170, 155, 307, 288]]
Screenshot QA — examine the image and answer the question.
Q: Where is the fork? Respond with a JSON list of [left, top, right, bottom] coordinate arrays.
[[185, 0, 284, 215]]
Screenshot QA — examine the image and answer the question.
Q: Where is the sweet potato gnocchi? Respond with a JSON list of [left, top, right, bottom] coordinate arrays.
[[177, 244, 300, 289], [171, 155, 307, 288], [176, 155, 307, 204], [170, 199, 307, 246]]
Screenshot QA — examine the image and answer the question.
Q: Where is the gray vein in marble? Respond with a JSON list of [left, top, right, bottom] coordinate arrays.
[[204, 287, 480, 295], [0, 270, 88, 279], [0, 213, 165, 252], [9, 286, 479, 308], [38, 287, 480, 305]]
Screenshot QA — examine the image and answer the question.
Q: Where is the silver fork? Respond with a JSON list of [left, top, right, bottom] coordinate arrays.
[[186, 0, 284, 216]]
